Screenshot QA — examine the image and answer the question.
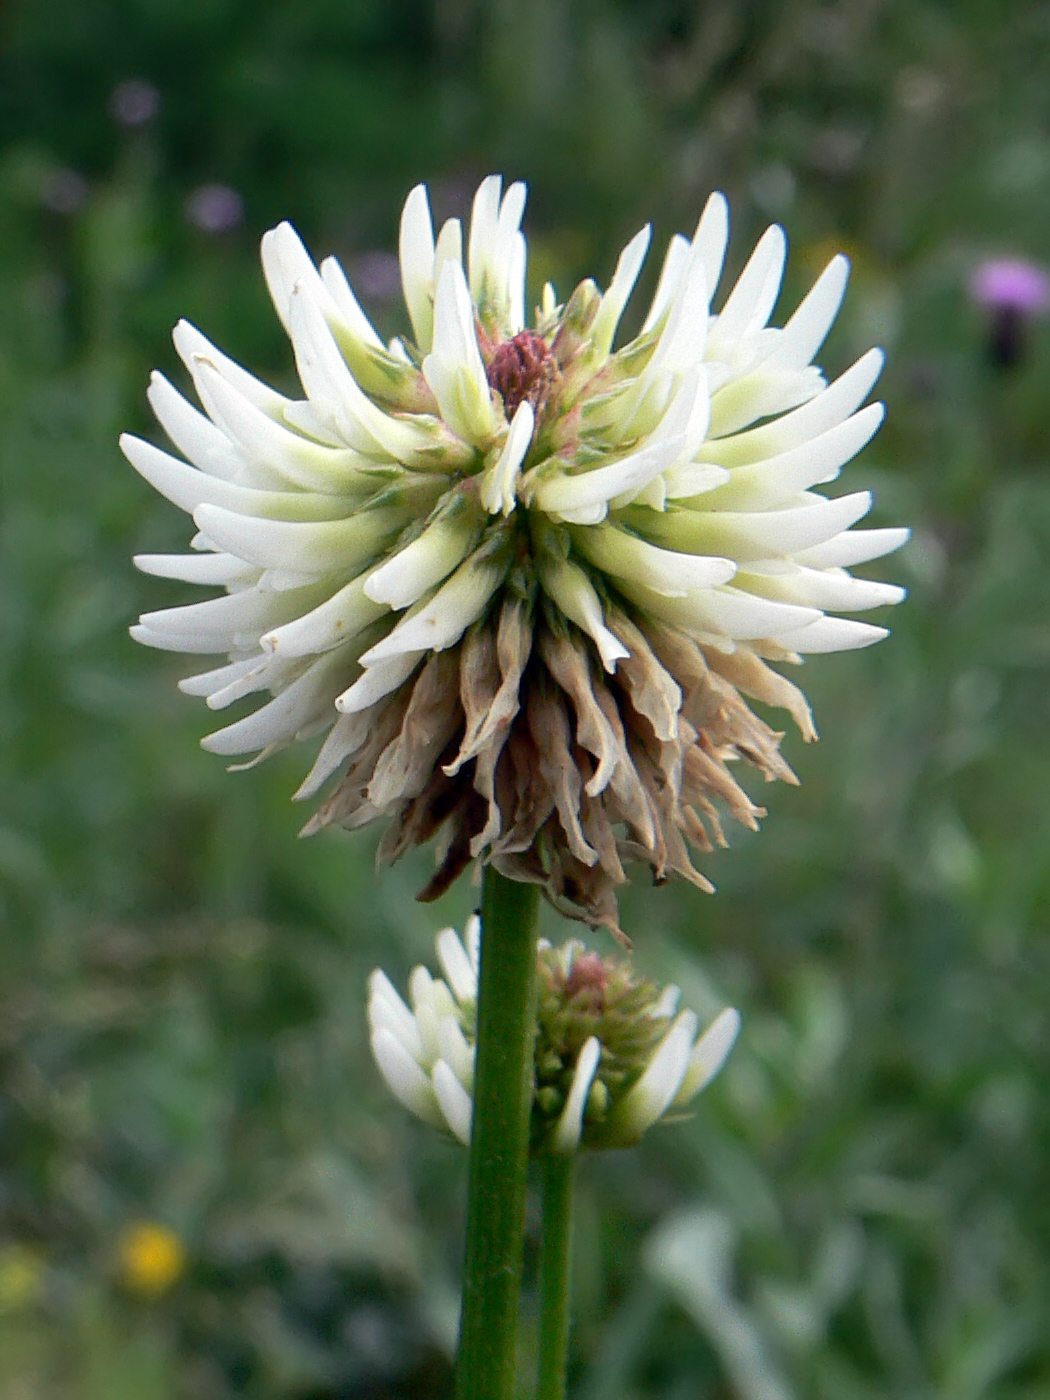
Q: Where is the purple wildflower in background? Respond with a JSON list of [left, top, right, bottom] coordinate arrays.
[[969, 257, 1050, 369], [185, 184, 244, 235], [109, 79, 160, 128], [40, 169, 88, 215]]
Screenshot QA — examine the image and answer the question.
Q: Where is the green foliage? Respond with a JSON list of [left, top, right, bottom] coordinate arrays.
[[1, 0, 1049, 1395]]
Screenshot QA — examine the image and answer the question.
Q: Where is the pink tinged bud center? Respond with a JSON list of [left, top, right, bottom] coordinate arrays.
[[564, 952, 609, 1008], [487, 330, 560, 417]]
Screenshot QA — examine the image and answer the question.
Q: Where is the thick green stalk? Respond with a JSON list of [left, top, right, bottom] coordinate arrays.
[[454, 868, 540, 1400], [536, 1153, 576, 1400]]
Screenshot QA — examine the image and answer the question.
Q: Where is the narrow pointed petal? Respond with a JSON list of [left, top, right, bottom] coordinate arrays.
[[360, 545, 508, 663], [435, 927, 478, 1004], [794, 525, 910, 568], [480, 402, 534, 516], [574, 525, 736, 597], [772, 616, 889, 653], [400, 183, 437, 348], [609, 1011, 698, 1142], [335, 652, 422, 714], [537, 555, 628, 672], [670, 1007, 741, 1108], [370, 1028, 444, 1128], [589, 225, 652, 360], [553, 1037, 602, 1154], [709, 224, 786, 351], [146, 372, 248, 482], [133, 551, 259, 585], [432, 1059, 472, 1144], [192, 501, 407, 574]]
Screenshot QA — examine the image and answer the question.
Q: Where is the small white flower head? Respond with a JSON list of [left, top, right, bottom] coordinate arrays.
[[366, 920, 739, 1153], [126, 175, 907, 935]]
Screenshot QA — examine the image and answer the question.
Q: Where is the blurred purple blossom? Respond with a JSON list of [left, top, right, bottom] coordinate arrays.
[[109, 79, 160, 127], [351, 251, 402, 301], [40, 169, 89, 215], [185, 184, 244, 234], [969, 259, 1050, 316]]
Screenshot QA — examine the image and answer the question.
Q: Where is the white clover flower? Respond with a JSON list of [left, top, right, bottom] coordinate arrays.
[[126, 175, 907, 934], [367, 919, 740, 1153]]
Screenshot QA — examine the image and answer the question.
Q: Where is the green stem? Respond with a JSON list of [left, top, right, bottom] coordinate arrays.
[[537, 1153, 576, 1400], [454, 868, 540, 1400]]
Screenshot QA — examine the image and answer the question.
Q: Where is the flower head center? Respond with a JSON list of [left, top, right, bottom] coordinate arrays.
[[487, 330, 560, 418]]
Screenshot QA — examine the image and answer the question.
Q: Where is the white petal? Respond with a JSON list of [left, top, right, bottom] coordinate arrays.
[[629, 489, 874, 562], [423, 261, 498, 445], [670, 1007, 741, 1108], [709, 224, 786, 352], [360, 546, 506, 663], [262, 220, 381, 347], [399, 183, 436, 348], [190, 356, 369, 493], [738, 565, 905, 612], [479, 402, 534, 516], [130, 624, 233, 655], [610, 1011, 698, 1141], [370, 1027, 444, 1128], [574, 525, 736, 597], [138, 582, 323, 644], [320, 256, 386, 348], [552, 1037, 602, 1154], [433, 217, 463, 283], [700, 350, 884, 467], [700, 403, 884, 511], [364, 502, 481, 609], [766, 254, 850, 369], [642, 234, 691, 333], [147, 372, 249, 483], [464, 914, 481, 971], [133, 552, 259, 586], [771, 616, 889, 653], [368, 969, 426, 1062], [622, 580, 820, 643], [173, 319, 289, 420], [261, 576, 389, 657], [435, 927, 478, 1004], [287, 285, 438, 461], [691, 191, 730, 301], [121, 434, 354, 520], [200, 649, 350, 755], [178, 657, 261, 698], [335, 651, 422, 714], [204, 652, 301, 710], [432, 1059, 472, 1145], [537, 555, 628, 672], [436, 1015, 475, 1089], [507, 231, 527, 334], [589, 225, 652, 360], [650, 255, 710, 375], [794, 525, 910, 568], [531, 432, 687, 522], [193, 501, 407, 575], [653, 986, 681, 1019], [467, 176, 503, 305]]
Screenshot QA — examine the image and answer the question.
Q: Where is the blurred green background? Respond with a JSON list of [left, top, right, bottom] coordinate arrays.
[[2, 0, 1050, 1395]]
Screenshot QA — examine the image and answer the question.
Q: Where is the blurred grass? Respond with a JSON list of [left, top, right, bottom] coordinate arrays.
[[2, 0, 1050, 1396]]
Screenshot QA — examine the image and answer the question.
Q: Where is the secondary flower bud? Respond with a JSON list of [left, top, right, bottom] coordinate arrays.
[[367, 920, 739, 1152]]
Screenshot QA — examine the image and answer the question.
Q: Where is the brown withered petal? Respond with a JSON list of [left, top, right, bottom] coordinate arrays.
[[306, 587, 809, 940]]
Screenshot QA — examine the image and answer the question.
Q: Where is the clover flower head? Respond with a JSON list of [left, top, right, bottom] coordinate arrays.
[[367, 918, 739, 1153], [126, 175, 907, 934]]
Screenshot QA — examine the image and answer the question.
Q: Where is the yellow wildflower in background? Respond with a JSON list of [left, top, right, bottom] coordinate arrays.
[[117, 1222, 186, 1297]]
